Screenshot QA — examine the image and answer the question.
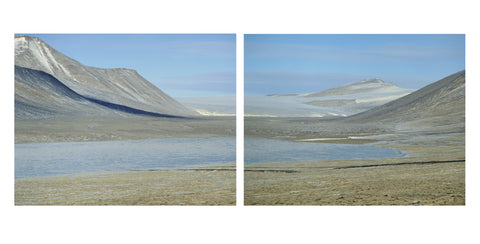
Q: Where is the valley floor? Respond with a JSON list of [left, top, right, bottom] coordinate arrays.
[[244, 117, 465, 205], [245, 144, 464, 205], [15, 115, 235, 143], [14, 115, 465, 205], [15, 164, 236, 205]]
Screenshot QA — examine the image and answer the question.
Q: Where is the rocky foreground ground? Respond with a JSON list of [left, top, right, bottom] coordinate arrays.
[[15, 164, 236, 205], [244, 116, 465, 205], [245, 143, 464, 205], [15, 115, 235, 143]]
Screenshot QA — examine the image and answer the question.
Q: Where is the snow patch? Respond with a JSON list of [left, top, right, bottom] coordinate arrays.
[[195, 109, 235, 116], [355, 94, 410, 103], [14, 36, 28, 54], [295, 135, 378, 141], [245, 114, 278, 117], [295, 138, 348, 142]]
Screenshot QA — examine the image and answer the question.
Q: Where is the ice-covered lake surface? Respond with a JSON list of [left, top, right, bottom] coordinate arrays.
[[15, 137, 236, 179], [16, 137, 406, 179], [245, 137, 405, 164]]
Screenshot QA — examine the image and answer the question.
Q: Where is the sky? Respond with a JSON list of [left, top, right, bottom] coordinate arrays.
[[245, 34, 465, 95], [19, 34, 236, 97]]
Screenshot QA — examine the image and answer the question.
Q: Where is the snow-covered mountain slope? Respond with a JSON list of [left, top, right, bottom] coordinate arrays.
[[245, 78, 414, 117], [304, 78, 406, 97], [15, 35, 197, 117]]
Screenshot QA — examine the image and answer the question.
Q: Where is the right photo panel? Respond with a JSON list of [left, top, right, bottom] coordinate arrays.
[[244, 34, 465, 205]]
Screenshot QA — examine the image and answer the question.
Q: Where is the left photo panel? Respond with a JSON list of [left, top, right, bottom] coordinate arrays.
[[14, 34, 236, 205]]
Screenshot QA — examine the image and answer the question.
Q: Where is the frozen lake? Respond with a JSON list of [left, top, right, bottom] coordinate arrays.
[[15, 137, 236, 179], [16, 137, 406, 179], [245, 137, 405, 164]]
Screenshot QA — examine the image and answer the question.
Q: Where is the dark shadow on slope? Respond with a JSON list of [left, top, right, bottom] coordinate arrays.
[[15, 65, 188, 119], [15, 65, 85, 101], [82, 96, 187, 119]]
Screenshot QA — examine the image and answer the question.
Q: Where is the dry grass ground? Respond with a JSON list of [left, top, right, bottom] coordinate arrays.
[[15, 164, 236, 205], [15, 115, 235, 143], [245, 142, 465, 205]]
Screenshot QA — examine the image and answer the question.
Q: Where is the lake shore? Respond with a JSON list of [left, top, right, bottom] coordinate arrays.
[[244, 113, 465, 206], [15, 163, 236, 205], [15, 115, 236, 205], [245, 138, 465, 205]]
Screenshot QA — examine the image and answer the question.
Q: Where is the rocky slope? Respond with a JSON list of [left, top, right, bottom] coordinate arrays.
[[15, 35, 196, 119], [343, 70, 465, 133], [15, 65, 114, 118]]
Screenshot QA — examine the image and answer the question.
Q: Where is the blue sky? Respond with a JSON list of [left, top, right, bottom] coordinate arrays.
[[245, 34, 465, 95], [19, 34, 236, 97]]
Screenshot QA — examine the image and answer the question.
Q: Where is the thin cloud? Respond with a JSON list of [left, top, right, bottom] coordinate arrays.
[[155, 71, 236, 96], [245, 72, 369, 94], [359, 42, 465, 60], [245, 42, 340, 59], [246, 40, 464, 64]]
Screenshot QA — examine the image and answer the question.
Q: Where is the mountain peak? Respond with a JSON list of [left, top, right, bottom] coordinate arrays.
[[354, 78, 385, 84], [304, 77, 409, 98], [342, 77, 396, 90], [14, 35, 32, 52], [345, 78, 387, 88], [15, 35, 49, 50], [15, 34, 71, 77], [15, 35, 39, 41]]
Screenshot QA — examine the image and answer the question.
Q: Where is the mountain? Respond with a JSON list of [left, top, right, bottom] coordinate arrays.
[[343, 70, 465, 132], [14, 35, 196, 118], [305, 78, 407, 97], [15, 65, 113, 118], [244, 78, 413, 117]]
